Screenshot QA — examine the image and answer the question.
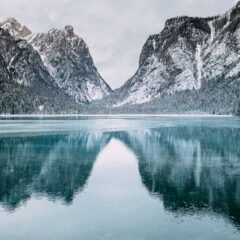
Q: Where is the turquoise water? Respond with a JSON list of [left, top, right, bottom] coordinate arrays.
[[0, 116, 239, 240]]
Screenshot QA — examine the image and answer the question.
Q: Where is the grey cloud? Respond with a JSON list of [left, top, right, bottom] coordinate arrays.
[[0, 0, 235, 89]]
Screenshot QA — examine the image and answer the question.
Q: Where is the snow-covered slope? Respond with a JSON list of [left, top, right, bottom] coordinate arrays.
[[111, 2, 240, 114], [29, 25, 112, 103]]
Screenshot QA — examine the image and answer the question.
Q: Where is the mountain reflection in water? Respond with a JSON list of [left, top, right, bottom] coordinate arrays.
[[0, 125, 239, 233]]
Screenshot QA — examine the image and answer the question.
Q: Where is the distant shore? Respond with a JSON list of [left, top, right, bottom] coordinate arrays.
[[0, 114, 233, 118]]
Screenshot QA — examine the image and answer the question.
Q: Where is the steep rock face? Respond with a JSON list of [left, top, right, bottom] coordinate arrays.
[[0, 18, 80, 114], [29, 26, 112, 103], [113, 16, 214, 106], [0, 17, 111, 114], [112, 2, 240, 113], [0, 26, 64, 98]]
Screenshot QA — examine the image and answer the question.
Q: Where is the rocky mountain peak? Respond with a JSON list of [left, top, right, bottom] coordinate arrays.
[[29, 25, 112, 103], [165, 16, 191, 27], [3, 17, 18, 24], [64, 25, 74, 37], [0, 17, 32, 38], [235, 0, 240, 9], [164, 15, 218, 29], [230, 1, 240, 19]]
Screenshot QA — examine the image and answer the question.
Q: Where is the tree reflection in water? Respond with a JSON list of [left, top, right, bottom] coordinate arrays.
[[0, 126, 239, 229]]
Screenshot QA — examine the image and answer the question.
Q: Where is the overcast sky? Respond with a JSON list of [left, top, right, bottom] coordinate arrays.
[[0, 0, 236, 89]]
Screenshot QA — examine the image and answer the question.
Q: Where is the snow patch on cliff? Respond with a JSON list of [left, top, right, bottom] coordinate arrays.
[[195, 45, 202, 89], [87, 82, 104, 101], [208, 21, 215, 44]]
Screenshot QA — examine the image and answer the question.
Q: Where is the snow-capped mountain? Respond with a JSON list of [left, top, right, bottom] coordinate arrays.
[[29, 25, 112, 103], [111, 1, 240, 114], [0, 18, 111, 104], [0, 17, 111, 113], [0, 17, 31, 39], [0, 19, 68, 98], [0, 18, 83, 114]]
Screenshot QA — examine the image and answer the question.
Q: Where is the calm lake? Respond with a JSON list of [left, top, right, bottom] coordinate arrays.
[[0, 116, 240, 240]]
